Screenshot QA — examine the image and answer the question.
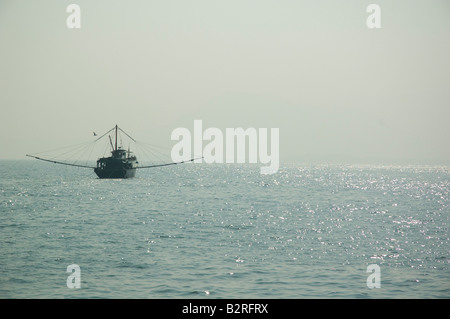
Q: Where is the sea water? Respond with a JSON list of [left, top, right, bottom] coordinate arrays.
[[0, 160, 448, 298]]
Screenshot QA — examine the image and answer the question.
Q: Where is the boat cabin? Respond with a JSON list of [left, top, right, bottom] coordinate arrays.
[[112, 149, 127, 159]]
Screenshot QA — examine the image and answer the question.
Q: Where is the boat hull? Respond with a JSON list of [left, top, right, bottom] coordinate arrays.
[[94, 153, 137, 179], [94, 167, 136, 179]]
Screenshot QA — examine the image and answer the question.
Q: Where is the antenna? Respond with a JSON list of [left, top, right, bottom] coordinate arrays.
[[109, 135, 114, 151]]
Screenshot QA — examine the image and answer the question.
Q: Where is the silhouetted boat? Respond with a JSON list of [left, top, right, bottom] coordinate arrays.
[[94, 125, 138, 178], [26, 124, 198, 179]]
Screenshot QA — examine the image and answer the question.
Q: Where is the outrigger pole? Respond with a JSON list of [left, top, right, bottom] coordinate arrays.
[[25, 154, 201, 170], [25, 154, 96, 169], [135, 157, 203, 169]]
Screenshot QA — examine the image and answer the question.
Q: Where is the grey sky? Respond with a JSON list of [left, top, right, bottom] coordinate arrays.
[[1, 0, 449, 164]]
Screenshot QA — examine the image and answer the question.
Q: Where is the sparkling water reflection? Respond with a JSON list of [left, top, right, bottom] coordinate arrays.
[[0, 161, 448, 298]]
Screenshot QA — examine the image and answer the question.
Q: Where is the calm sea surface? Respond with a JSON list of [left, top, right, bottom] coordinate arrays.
[[0, 160, 448, 298]]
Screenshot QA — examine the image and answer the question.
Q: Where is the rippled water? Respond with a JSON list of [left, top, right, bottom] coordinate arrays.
[[0, 160, 448, 298]]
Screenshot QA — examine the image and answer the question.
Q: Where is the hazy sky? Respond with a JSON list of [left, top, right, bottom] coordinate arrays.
[[1, 0, 449, 164]]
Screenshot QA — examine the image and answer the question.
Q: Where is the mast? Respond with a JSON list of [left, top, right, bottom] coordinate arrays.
[[115, 124, 118, 151]]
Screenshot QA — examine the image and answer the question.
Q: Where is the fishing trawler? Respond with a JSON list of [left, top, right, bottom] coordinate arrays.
[[94, 125, 138, 178], [26, 124, 198, 179], [94, 147, 137, 178]]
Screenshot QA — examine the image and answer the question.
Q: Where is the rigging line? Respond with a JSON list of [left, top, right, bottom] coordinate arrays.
[[136, 142, 170, 167], [74, 139, 96, 167], [131, 141, 150, 161], [131, 143, 149, 165], [118, 127, 136, 142], [33, 142, 94, 165], [135, 140, 172, 162], [101, 138, 110, 157], [135, 140, 172, 152], [31, 140, 95, 156], [51, 141, 96, 161], [145, 147, 168, 164], [84, 138, 98, 161], [135, 142, 163, 165], [145, 144, 171, 159], [94, 126, 115, 142], [57, 143, 96, 166], [25, 155, 96, 169], [86, 140, 97, 164]]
